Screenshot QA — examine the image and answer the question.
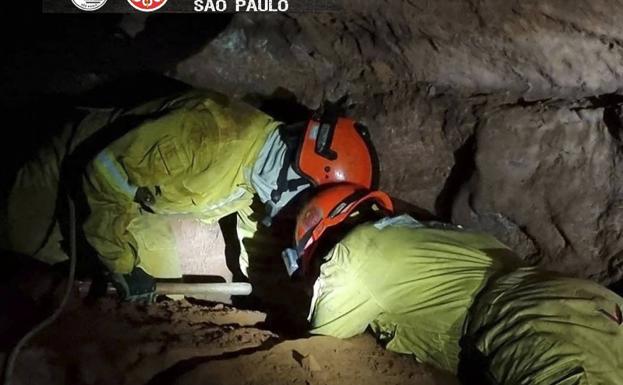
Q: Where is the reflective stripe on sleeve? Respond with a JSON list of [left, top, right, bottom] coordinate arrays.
[[94, 150, 138, 199]]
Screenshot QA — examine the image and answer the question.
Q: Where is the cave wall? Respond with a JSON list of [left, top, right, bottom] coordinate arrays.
[[453, 104, 623, 282], [169, 1, 623, 283], [5, 0, 623, 284], [174, 0, 623, 102]]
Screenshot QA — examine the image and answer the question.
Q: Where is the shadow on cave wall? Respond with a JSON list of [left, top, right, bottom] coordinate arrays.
[[3, 7, 234, 105], [1, 7, 237, 162]]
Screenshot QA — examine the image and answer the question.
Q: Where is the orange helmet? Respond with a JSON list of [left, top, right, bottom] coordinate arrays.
[[296, 116, 375, 189], [281, 183, 394, 276]]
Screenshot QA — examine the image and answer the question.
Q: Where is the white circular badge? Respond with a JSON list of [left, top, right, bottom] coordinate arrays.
[[71, 0, 108, 11]]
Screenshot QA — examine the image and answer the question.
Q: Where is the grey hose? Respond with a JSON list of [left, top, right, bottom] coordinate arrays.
[[2, 196, 77, 385]]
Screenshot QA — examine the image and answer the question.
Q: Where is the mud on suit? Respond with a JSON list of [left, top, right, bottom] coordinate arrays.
[[3, 90, 298, 280], [308, 215, 623, 384]]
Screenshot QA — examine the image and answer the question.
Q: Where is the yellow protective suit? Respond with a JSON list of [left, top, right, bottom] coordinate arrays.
[[82, 90, 280, 277], [4, 108, 117, 264], [309, 216, 623, 383], [309, 216, 524, 373], [463, 268, 623, 385], [5, 90, 281, 279]]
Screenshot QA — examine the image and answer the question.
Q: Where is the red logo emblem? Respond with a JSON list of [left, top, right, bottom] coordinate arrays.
[[128, 0, 168, 12]]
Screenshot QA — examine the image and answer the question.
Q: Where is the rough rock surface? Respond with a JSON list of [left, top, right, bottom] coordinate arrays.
[[172, 219, 229, 279], [9, 298, 272, 385], [170, 2, 623, 283], [172, 335, 457, 385], [5, 298, 456, 385], [453, 102, 623, 282], [174, 1, 623, 103]]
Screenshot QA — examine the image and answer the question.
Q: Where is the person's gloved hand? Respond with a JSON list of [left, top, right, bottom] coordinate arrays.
[[110, 267, 156, 303]]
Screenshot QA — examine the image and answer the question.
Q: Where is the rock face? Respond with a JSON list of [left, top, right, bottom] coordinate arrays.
[[453, 103, 623, 282], [170, 2, 623, 284], [4, 1, 623, 284], [174, 1, 623, 103]]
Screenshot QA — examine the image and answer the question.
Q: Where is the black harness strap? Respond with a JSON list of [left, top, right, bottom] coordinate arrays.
[[270, 123, 306, 203]]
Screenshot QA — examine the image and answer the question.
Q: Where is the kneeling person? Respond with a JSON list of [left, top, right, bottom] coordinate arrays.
[[4, 90, 376, 302]]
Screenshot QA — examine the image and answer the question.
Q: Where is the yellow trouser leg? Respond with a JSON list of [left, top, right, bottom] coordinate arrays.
[[129, 213, 182, 279]]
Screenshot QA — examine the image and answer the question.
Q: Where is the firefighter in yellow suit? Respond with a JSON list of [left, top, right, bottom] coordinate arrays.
[[4, 90, 377, 301], [285, 183, 623, 385], [81, 91, 280, 280]]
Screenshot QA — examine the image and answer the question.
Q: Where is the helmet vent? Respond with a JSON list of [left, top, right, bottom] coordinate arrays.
[[329, 202, 352, 218], [315, 122, 338, 160], [329, 202, 348, 218]]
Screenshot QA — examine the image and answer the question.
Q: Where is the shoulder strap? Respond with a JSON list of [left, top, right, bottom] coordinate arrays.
[[270, 122, 306, 203]]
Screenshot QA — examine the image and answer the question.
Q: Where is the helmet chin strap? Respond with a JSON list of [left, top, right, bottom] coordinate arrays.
[[262, 124, 311, 226]]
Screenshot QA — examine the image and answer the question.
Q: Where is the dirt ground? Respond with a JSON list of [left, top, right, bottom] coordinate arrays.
[[3, 296, 457, 385]]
